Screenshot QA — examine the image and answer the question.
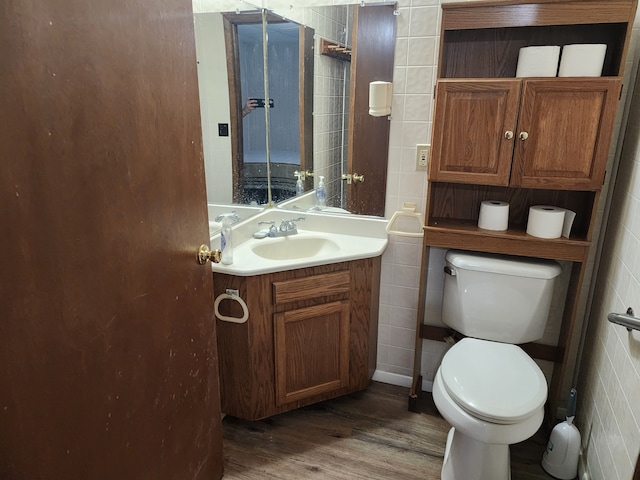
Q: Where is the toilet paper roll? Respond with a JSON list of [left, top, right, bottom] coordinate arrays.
[[526, 205, 566, 239], [478, 200, 509, 231], [558, 44, 607, 77], [515, 46, 561, 77]]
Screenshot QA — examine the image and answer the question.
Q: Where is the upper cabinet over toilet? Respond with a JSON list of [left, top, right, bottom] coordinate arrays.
[[430, 78, 619, 190], [428, 0, 635, 191]]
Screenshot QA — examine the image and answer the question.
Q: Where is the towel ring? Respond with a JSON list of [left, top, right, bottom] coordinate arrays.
[[214, 289, 249, 324]]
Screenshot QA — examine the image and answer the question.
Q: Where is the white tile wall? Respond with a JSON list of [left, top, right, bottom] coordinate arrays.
[[576, 11, 640, 478]]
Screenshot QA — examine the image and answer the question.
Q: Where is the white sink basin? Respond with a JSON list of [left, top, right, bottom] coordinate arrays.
[[251, 236, 340, 260], [210, 210, 388, 276]]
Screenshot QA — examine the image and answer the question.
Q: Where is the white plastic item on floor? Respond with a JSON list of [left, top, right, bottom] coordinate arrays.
[[542, 388, 581, 479]]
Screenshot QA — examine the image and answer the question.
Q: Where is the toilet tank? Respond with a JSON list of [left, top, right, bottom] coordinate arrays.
[[442, 250, 562, 344]]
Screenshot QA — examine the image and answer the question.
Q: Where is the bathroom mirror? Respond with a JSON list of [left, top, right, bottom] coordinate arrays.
[[194, 1, 395, 218]]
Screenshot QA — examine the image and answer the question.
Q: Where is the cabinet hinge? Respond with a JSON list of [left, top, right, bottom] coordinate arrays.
[[603, 170, 607, 185], [620, 84, 624, 101]]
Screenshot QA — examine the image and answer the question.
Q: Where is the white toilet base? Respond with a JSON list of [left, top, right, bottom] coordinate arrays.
[[441, 427, 511, 480]]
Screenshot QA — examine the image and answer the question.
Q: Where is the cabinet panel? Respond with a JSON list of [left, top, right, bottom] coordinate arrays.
[[511, 78, 621, 189], [274, 301, 350, 406], [430, 79, 520, 185]]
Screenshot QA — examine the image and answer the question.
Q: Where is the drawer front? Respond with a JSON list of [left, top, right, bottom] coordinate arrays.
[[272, 270, 350, 305]]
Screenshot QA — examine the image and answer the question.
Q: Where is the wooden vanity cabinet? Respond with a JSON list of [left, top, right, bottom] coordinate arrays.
[[214, 257, 380, 421], [411, 0, 637, 421], [430, 77, 621, 190]]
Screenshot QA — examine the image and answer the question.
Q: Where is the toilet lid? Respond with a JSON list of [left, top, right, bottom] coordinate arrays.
[[440, 338, 547, 424]]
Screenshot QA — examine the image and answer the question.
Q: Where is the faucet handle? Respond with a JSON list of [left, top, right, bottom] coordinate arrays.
[[254, 220, 277, 238], [215, 211, 242, 224]]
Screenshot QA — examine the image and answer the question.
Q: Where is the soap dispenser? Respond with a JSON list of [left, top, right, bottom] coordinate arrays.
[[220, 216, 234, 265], [315, 176, 326, 207], [295, 173, 304, 196]]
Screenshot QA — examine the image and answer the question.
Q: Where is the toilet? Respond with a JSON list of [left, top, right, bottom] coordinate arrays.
[[432, 250, 562, 480]]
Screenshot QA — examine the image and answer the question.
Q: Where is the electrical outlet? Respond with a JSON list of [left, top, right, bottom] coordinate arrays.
[[416, 144, 430, 171]]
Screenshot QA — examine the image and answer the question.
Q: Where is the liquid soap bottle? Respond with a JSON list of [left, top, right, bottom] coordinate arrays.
[[220, 216, 233, 265], [315, 175, 326, 207], [295, 172, 304, 196]]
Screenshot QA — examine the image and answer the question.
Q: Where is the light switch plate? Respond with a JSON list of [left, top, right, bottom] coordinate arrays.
[[416, 144, 430, 171]]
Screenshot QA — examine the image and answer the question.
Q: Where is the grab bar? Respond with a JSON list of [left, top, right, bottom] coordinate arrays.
[[607, 307, 640, 332]]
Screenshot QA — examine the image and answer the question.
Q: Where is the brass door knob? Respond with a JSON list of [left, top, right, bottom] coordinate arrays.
[[505, 131, 514, 140], [197, 244, 221, 265], [352, 173, 365, 183], [519, 131, 529, 140]]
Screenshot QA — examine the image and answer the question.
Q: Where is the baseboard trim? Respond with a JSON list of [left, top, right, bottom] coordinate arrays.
[[372, 370, 433, 393]]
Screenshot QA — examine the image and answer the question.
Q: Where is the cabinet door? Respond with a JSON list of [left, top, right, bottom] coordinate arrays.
[[429, 79, 521, 185], [511, 78, 621, 190], [274, 300, 350, 406]]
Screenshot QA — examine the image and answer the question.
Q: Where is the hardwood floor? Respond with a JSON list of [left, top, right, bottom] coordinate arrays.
[[221, 382, 555, 479]]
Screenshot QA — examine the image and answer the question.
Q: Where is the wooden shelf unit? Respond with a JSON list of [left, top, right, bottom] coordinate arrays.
[[409, 0, 637, 421]]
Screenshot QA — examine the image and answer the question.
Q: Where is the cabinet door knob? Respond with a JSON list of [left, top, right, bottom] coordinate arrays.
[[519, 131, 529, 140], [504, 131, 514, 140]]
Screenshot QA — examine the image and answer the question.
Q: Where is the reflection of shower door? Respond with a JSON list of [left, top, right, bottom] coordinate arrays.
[[347, 4, 396, 216], [223, 14, 313, 205], [223, 13, 264, 204]]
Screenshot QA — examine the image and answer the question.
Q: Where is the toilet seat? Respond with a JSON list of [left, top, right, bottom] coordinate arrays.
[[440, 337, 547, 424]]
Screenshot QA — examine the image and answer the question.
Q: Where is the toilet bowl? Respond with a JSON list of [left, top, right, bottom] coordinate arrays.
[[432, 250, 561, 480], [433, 338, 547, 480]]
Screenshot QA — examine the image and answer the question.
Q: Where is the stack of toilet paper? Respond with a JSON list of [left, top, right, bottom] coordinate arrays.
[[516, 44, 607, 78]]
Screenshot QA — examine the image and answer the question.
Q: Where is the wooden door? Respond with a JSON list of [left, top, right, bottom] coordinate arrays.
[[429, 79, 521, 185], [0, 0, 223, 479], [274, 301, 350, 406], [511, 78, 621, 190], [347, 3, 396, 216]]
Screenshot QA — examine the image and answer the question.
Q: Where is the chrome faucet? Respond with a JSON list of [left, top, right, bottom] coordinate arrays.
[[255, 217, 305, 238], [275, 217, 305, 236]]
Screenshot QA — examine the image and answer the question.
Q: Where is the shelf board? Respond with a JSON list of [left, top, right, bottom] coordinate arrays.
[[424, 220, 590, 262], [319, 38, 351, 62]]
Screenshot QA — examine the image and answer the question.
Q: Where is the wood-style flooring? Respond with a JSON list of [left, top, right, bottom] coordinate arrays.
[[221, 382, 555, 479]]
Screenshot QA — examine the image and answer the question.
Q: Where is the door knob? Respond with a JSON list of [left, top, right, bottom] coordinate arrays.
[[294, 170, 314, 181], [342, 173, 365, 184], [197, 244, 221, 265], [519, 131, 529, 140], [504, 131, 514, 140]]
